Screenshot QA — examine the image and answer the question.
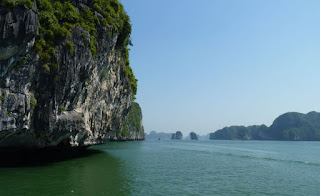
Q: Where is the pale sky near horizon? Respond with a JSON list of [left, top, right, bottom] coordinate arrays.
[[120, 0, 320, 136]]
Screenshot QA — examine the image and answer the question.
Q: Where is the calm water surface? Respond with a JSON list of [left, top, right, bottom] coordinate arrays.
[[0, 140, 319, 195]]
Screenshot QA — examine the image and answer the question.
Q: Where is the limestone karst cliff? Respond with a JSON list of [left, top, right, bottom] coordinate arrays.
[[171, 131, 183, 140], [210, 112, 320, 141], [189, 132, 198, 140], [0, 0, 144, 150]]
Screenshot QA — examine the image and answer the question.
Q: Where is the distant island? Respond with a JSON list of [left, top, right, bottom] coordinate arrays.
[[210, 111, 320, 141], [146, 131, 172, 140], [146, 131, 209, 140], [171, 131, 183, 140], [190, 132, 198, 140]]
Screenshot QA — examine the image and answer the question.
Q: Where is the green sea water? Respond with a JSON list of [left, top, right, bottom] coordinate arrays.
[[0, 140, 319, 195]]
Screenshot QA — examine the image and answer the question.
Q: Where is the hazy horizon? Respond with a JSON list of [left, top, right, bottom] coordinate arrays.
[[121, 0, 320, 135], [146, 110, 320, 136]]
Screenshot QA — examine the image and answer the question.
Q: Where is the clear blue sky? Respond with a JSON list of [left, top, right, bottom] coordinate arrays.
[[120, 0, 320, 135]]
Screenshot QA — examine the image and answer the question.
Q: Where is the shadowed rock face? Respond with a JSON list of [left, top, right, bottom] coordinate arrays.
[[0, 6, 38, 61], [171, 131, 183, 140], [175, 131, 183, 140], [0, 1, 143, 150], [190, 132, 198, 140]]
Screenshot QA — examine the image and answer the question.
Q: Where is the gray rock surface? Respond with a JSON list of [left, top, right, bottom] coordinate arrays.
[[0, 2, 143, 150], [0, 5, 38, 61]]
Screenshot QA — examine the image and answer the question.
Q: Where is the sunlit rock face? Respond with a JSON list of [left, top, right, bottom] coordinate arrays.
[[0, 1, 143, 150]]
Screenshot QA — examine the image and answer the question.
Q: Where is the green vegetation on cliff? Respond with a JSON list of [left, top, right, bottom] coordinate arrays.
[[1, 0, 137, 97], [210, 112, 320, 141], [34, 0, 131, 54], [210, 125, 269, 140], [126, 102, 143, 132], [117, 102, 144, 138], [268, 111, 320, 140], [0, 0, 34, 9], [117, 120, 131, 138]]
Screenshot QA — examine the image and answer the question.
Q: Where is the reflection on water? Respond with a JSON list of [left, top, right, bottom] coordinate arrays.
[[0, 149, 130, 195], [1, 141, 320, 195]]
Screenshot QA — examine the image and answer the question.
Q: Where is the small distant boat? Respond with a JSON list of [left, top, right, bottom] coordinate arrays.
[[158, 138, 161, 140]]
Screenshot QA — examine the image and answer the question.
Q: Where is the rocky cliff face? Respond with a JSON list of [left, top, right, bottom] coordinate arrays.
[[171, 131, 182, 140], [175, 131, 183, 140], [0, 0, 144, 150], [113, 102, 144, 141], [189, 132, 198, 140]]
